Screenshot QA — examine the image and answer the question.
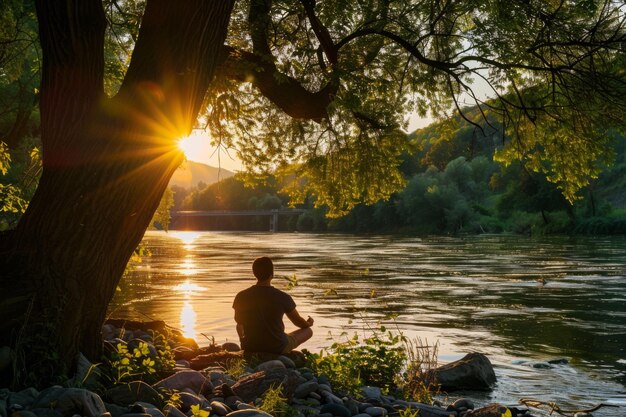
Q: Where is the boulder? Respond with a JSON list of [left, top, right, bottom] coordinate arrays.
[[364, 407, 386, 417], [53, 388, 107, 417], [30, 409, 64, 417], [210, 401, 232, 416], [231, 369, 304, 403], [153, 370, 213, 396], [105, 402, 129, 417], [431, 352, 496, 391], [177, 392, 209, 412], [106, 381, 162, 407], [360, 387, 382, 401]]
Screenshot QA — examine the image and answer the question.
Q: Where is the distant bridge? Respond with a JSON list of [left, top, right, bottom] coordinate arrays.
[[172, 209, 307, 232]]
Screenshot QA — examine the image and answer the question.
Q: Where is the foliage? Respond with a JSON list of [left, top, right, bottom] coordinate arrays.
[[398, 338, 440, 404], [305, 327, 406, 395], [190, 404, 210, 417], [257, 385, 299, 417], [102, 330, 175, 385], [223, 358, 248, 379], [151, 186, 175, 231], [0, 138, 41, 230]]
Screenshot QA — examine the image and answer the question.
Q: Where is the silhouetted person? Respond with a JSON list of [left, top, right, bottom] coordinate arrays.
[[233, 256, 313, 354]]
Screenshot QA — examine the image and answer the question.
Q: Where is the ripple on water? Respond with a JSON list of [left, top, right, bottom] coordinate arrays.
[[111, 232, 626, 415]]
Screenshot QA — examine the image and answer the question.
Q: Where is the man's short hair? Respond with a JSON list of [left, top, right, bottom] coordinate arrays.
[[253, 256, 274, 281]]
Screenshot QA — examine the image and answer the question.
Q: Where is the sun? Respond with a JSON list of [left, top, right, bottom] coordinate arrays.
[[177, 132, 209, 163]]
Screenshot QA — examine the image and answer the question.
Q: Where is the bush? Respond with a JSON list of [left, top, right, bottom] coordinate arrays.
[[304, 327, 406, 395]]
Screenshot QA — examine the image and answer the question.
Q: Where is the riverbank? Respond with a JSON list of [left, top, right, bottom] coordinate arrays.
[[3, 320, 612, 417]]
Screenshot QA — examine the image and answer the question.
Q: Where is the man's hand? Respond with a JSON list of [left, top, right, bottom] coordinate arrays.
[[306, 316, 314, 327]]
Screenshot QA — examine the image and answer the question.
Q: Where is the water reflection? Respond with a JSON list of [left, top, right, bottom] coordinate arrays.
[[174, 279, 206, 339], [168, 230, 202, 249], [180, 300, 197, 340]]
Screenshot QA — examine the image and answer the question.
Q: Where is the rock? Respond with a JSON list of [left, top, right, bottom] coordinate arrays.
[[175, 360, 190, 369], [102, 324, 118, 340], [141, 408, 165, 417], [255, 360, 285, 372], [309, 392, 321, 401], [465, 404, 509, 417], [223, 396, 242, 409], [319, 404, 351, 417], [105, 402, 129, 417], [208, 372, 236, 387], [294, 382, 319, 399], [530, 362, 553, 369], [342, 398, 359, 416], [106, 382, 162, 407], [153, 370, 213, 396], [210, 401, 232, 416], [292, 405, 319, 416], [54, 388, 107, 417], [235, 404, 256, 411], [231, 369, 303, 402], [317, 414, 332, 417], [225, 411, 273, 417], [30, 409, 64, 417], [449, 399, 474, 412], [431, 352, 496, 391], [406, 403, 456, 417], [178, 392, 209, 411], [573, 413, 593, 417], [221, 343, 241, 352], [547, 358, 568, 365], [9, 388, 39, 408], [352, 414, 370, 417], [32, 387, 66, 409], [286, 351, 307, 368], [360, 387, 382, 401], [119, 413, 152, 417], [364, 407, 386, 417], [162, 405, 187, 417], [277, 356, 296, 369], [319, 391, 343, 405]]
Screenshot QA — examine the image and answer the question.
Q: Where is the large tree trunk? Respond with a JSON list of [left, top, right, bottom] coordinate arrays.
[[0, 0, 235, 388]]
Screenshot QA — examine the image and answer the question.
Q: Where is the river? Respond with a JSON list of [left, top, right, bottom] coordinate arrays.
[[110, 231, 626, 415]]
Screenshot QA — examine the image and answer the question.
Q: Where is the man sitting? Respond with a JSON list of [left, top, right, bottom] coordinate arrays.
[[232, 256, 314, 354]]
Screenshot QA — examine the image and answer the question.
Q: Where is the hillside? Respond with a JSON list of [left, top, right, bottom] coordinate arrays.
[[169, 160, 234, 189]]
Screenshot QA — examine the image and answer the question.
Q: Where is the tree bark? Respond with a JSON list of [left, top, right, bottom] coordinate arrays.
[[0, 0, 235, 388]]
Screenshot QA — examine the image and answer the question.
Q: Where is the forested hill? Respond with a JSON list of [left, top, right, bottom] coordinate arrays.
[[175, 117, 626, 235], [169, 161, 234, 189]]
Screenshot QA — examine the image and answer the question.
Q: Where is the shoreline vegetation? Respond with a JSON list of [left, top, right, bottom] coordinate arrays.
[[2, 320, 617, 417]]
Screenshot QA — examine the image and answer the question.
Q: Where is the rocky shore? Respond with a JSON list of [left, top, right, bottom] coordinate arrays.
[[0, 320, 593, 417]]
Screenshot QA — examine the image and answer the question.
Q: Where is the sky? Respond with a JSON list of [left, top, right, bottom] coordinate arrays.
[[179, 112, 434, 172]]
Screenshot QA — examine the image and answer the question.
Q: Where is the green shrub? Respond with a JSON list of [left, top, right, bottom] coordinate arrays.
[[304, 327, 406, 395]]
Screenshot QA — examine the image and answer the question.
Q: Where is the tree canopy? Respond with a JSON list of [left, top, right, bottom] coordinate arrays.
[[1, 0, 625, 388]]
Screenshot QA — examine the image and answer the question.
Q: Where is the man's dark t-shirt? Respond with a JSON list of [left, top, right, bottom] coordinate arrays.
[[232, 285, 296, 353]]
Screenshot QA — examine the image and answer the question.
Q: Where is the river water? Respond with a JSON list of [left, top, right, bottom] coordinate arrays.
[[110, 231, 626, 415]]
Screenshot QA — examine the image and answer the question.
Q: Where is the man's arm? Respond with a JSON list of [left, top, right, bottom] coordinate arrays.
[[286, 308, 314, 329], [236, 323, 245, 339]]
